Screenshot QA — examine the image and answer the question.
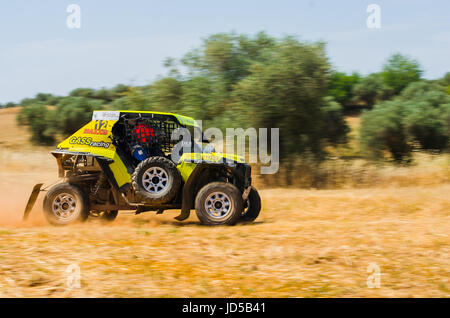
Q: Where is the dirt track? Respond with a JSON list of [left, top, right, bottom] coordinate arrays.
[[0, 155, 449, 297], [0, 108, 449, 297]]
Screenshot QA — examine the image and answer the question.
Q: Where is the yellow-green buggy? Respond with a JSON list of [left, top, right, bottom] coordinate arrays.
[[24, 110, 260, 226]]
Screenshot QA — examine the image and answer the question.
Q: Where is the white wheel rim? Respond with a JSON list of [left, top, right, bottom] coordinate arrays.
[[142, 167, 169, 194], [52, 193, 77, 221], [204, 191, 232, 219]]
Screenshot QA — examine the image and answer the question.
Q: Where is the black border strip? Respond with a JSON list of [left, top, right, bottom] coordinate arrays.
[[0, 298, 446, 316]]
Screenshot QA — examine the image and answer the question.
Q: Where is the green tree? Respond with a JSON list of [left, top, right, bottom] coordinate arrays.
[[435, 72, 450, 86], [150, 77, 183, 113], [55, 97, 104, 135], [435, 72, 450, 95], [110, 86, 152, 111], [360, 81, 450, 162], [233, 37, 348, 164], [20, 97, 38, 107], [17, 103, 55, 145], [69, 88, 96, 99], [69, 85, 129, 103], [35, 93, 60, 105], [181, 32, 275, 91], [360, 100, 410, 162], [5, 102, 17, 108], [321, 96, 350, 144], [401, 82, 450, 150], [180, 76, 213, 120], [327, 71, 361, 107], [381, 53, 422, 96], [353, 73, 390, 107]]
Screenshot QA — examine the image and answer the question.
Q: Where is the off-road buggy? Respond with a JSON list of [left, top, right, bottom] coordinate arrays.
[[24, 110, 261, 226]]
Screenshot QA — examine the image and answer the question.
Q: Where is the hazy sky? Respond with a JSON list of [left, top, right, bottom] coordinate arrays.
[[0, 0, 449, 103]]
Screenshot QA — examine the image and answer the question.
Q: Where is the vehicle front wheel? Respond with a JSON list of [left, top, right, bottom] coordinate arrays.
[[240, 187, 261, 222], [43, 183, 89, 226], [195, 182, 243, 225]]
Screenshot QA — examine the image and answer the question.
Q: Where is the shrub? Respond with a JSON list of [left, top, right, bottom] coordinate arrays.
[[360, 81, 450, 162], [16, 103, 55, 145]]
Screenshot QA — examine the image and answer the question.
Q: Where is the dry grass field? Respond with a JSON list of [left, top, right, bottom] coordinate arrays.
[[0, 108, 448, 297]]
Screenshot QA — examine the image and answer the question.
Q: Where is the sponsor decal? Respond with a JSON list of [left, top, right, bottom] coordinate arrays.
[[69, 136, 110, 149], [89, 141, 110, 149], [84, 128, 108, 135], [69, 136, 92, 145], [94, 120, 108, 130], [92, 111, 120, 121]]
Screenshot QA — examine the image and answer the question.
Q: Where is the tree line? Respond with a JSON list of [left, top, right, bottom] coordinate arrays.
[[9, 31, 450, 164]]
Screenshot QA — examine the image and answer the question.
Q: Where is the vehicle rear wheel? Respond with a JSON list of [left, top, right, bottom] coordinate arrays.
[[240, 187, 261, 222], [43, 183, 89, 226], [132, 156, 181, 204], [195, 182, 243, 225]]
